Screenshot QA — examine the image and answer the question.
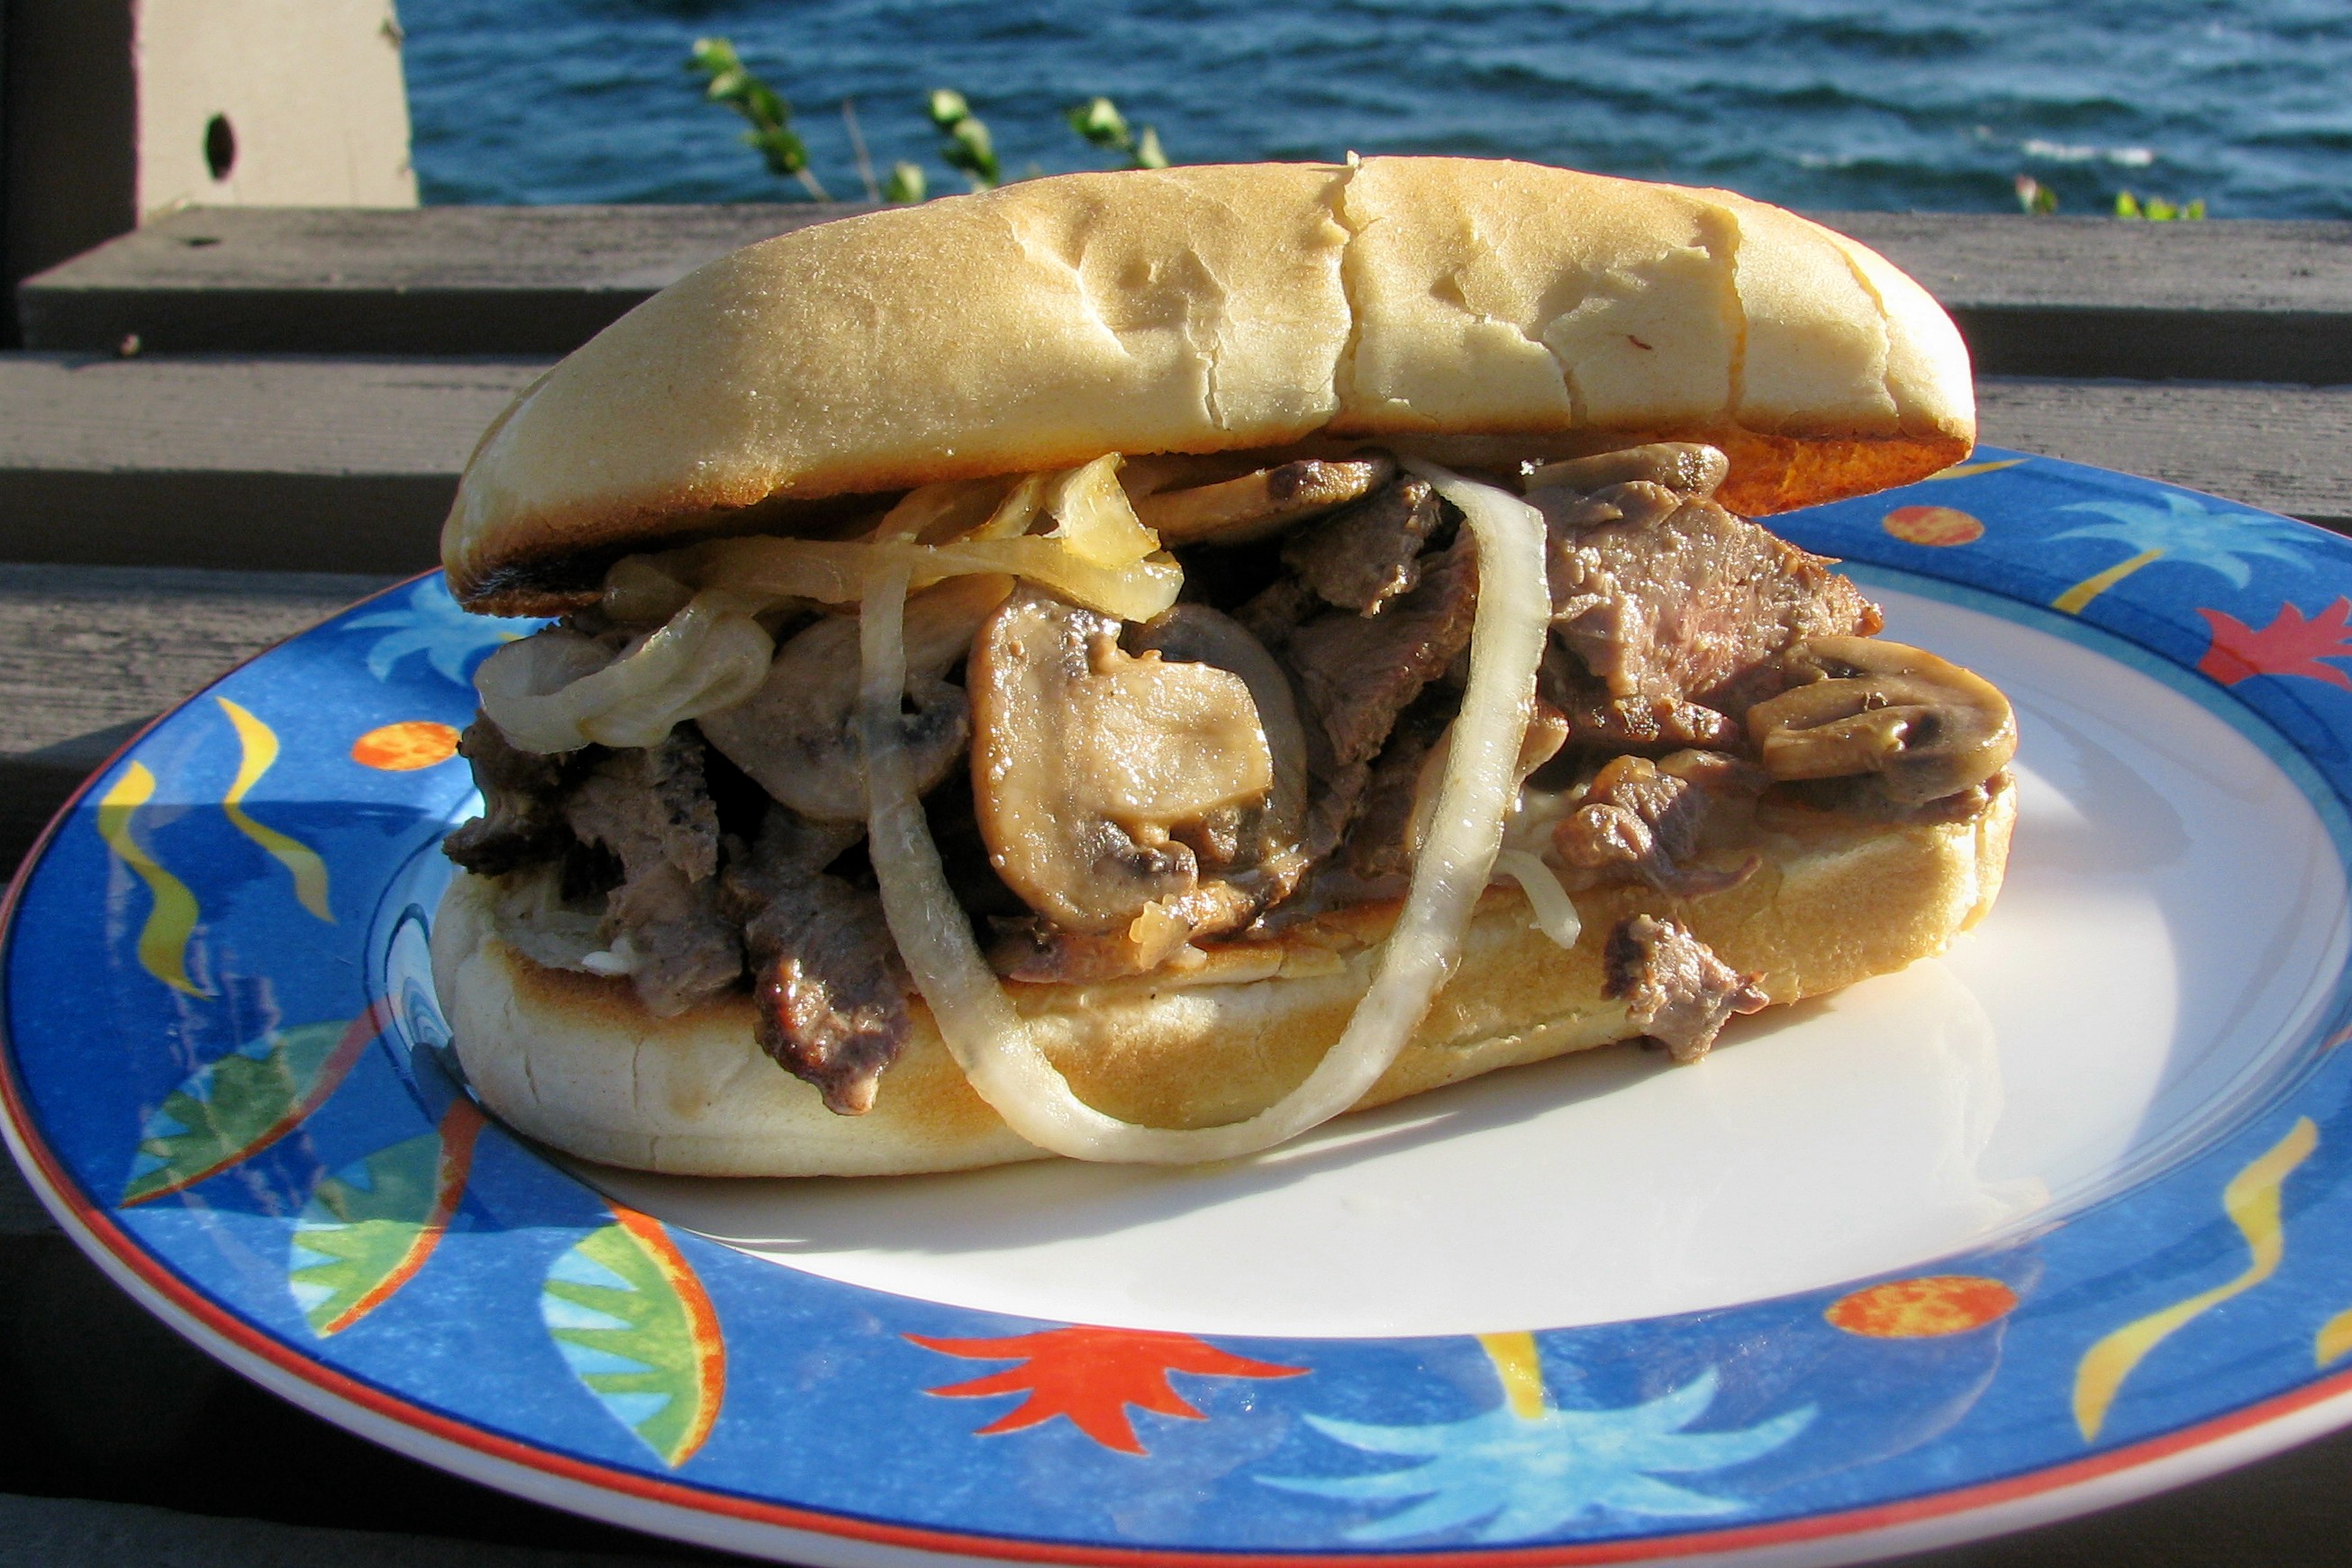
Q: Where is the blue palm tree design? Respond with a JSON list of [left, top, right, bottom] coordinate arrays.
[[2047, 494, 2313, 615], [1262, 1345, 1812, 1543], [342, 581, 531, 685]]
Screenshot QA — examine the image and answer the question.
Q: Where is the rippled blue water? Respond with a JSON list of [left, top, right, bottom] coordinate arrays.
[[399, 0, 2351, 216]]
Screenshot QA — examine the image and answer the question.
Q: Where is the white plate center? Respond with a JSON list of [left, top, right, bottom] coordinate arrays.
[[595, 585, 2351, 1337]]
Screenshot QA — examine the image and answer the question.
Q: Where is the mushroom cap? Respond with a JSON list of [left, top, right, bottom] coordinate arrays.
[[967, 587, 1281, 935], [442, 158, 1973, 613], [1747, 636, 2018, 804]]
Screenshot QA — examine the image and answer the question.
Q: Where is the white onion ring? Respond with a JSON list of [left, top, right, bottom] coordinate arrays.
[[860, 459, 1552, 1163], [477, 590, 774, 754], [1492, 848, 1585, 949]]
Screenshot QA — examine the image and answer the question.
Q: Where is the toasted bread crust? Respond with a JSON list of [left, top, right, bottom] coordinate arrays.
[[441, 159, 1972, 613], [431, 775, 2013, 1176]]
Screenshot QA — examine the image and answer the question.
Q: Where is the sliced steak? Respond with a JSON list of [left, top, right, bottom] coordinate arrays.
[[1343, 698, 1454, 881], [1539, 648, 1742, 757], [561, 730, 740, 1017], [1282, 478, 1443, 617], [722, 811, 912, 1116], [443, 714, 577, 876], [1286, 532, 1480, 770], [1555, 752, 1761, 896], [1546, 493, 1881, 717], [1603, 915, 1768, 1062]]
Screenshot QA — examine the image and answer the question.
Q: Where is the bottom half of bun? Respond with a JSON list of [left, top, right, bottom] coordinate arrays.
[[431, 776, 2015, 1177]]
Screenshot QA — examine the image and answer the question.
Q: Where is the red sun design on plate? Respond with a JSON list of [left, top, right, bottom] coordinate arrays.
[[352, 721, 462, 770], [909, 1327, 1304, 1454], [1827, 1276, 2019, 1337], [2196, 599, 2352, 689], [1883, 505, 1984, 547]]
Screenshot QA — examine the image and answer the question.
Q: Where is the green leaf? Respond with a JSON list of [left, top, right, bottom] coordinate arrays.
[[543, 1217, 726, 1468], [747, 126, 809, 177], [686, 37, 739, 76], [927, 88, 972, 129], [2115, 190, 2143, 219], [1067, 96, 1131, 151], [2184, 198, 2207, 220], [742, 82, 788, 130], [883, 161, 928, 203], [123, 1015, 376, 1205], [1134, 124, 1168, 169], [941, 116, 999, 187]]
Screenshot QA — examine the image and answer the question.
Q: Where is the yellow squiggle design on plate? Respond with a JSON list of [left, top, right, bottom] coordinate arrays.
[[2074, 1117, 2317, 1441], [95, 763, 206, 996], [1476, 1331, 1548, 1420], [1926, 458, 2030, 481], [2314, 1307, 2352, 1368], [216, 698, 332, 922]]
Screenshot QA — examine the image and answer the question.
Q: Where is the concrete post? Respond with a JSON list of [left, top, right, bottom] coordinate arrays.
[[4, 0, 418, 334]]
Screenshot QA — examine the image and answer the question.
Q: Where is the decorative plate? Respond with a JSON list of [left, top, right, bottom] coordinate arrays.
[[10, 449, 2352, 1567]]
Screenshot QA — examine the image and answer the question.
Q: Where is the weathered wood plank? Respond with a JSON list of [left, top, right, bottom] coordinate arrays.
[[1975, 376, 2352, 527], [19, 205, 2352, 380], [1831, 213, 2352, 385], [0, 1493, 708, 1567], [3, 355, 2347, 572], [16, 203, 872, 356], [0, 353, 543, 571]]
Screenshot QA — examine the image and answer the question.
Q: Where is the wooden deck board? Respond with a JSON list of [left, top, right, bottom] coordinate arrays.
[[2, 354, 2346, 572], [19, 206, 2352, 378]]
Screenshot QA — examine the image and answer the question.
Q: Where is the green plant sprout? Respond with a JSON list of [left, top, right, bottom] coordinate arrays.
[[1067, 96, 1168, 169], [688, 44, 1169, 201], [688, 38, 831, 201], [928, 90, 1001, 190], [2013, 174, 2057, 214], [2115, 191, 2207, 221]]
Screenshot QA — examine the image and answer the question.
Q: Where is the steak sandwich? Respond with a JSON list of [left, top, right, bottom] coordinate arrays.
[[431, 157, 2017, 1176]]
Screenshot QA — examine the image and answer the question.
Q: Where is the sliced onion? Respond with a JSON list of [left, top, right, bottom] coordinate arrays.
[[1492, 848, 1585, 949], [966, 473, 1049, 542], [655, 513, 1179, 623], [477, 591, 775, 754], [1047, 454, 1160, 566], [667, 537, 871, 605], [860, 458, 1551, 1163]]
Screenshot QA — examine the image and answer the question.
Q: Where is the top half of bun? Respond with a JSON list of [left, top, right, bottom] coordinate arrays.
[[443, 158, 1975, 613]]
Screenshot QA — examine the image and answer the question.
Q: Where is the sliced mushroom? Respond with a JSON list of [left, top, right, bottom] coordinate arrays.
[[1524, 442, 1730, 500], [1746, 635, 2017, 803], [699, 574, 1009, 820], [1131, 456, 1395, 546], [1127, 607, 1306, 853], [970, 586, 1276, 935]]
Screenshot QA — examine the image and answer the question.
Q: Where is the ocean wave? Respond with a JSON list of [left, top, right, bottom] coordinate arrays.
[[398, 0, 2352, 217], [2021, 140, 2157, 167]]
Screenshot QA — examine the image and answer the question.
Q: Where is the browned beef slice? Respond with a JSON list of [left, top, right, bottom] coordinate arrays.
[[1603, 914, 1768, 1062], [1282, 478, 1443, 617], [1539, 648, 1742, 756], [1287, 533, 1480, 769], [1236, 576, 1319, 651], [561, 730, 741, 1017], [1555, 753, 1761, 896], [1344, 699, 1454, 880], [721, 813, 912, 1116], [443, 714, 576, 875], [1548, 495, 1881, 715]]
